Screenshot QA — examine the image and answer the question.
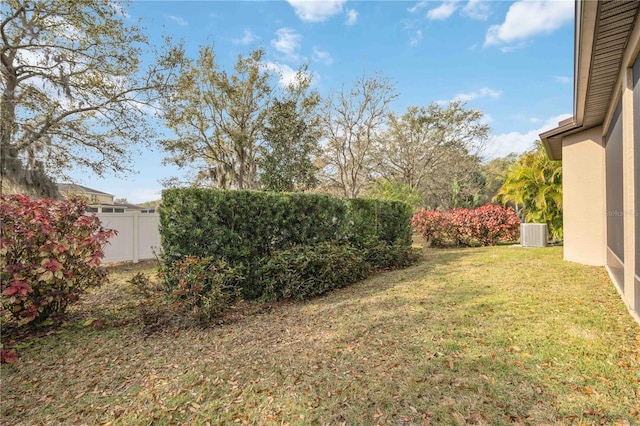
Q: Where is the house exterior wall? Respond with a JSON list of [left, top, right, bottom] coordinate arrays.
[[94, 193, 114, 204], [98, 205, 128, 213], [60, 188, 114, 205], [633, 50, 640, 309], [543, 1, 640, 324], [561, 126, 606, 266]]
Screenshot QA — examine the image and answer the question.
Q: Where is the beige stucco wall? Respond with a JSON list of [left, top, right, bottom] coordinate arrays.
[[621, 60, 637, 316], [561, 126, 606, 266], [61, 190, 113, 205], [95, 193, 114, 205]]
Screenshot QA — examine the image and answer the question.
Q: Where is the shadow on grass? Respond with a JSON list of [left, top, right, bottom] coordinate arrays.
[[286, 246, 556, 424], [299, 245, 638, 424], [2, 244, 637, 425]]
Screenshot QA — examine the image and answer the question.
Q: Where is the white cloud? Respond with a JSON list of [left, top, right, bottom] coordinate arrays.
[[427, 2, 458, 21], [452, 87, 502, 102], [462, 0, 490, 20], [484, 0, 573, 49], [408, 2, 427, 14], [287, 0, 346, 22], [15, 49, 74, 108], [233, 29, 258, 46], [312, 47, 333, 65], [271, 28, 302, 61], [554, 75, 572, 84], [167, 15, 188, 26], [410, 30, 423, 46], [130, 187, 163, 204], [485, 113, 572, 159], [345, 9, 358, 26], [261, 62, 298, 87], [14, 49, 147, 114]]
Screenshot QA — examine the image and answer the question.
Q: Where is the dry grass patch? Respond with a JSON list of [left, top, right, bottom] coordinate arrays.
[[2, 245, 639, 425]]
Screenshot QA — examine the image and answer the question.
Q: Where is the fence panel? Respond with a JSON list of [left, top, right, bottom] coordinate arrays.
[[96, 213, 161, 263]]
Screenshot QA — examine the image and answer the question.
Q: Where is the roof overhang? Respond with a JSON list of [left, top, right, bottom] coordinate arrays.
[[539, 117, 580, 159], [540, 0, 640, 160]]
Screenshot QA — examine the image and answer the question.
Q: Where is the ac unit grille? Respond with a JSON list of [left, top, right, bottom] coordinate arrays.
[[520, 223, 547, 247]]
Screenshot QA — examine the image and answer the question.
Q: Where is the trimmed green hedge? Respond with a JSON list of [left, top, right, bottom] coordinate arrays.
[[160, 189, 413, 300], [344, 198, 413, 248], [161, 189, 346, 261], [260, 243, 369, 300]]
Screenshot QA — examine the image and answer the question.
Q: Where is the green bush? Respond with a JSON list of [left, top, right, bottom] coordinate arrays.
[[259, 243, 369, 300], [158, 256, 244, 323], [160, 189, 347, 297], [160, 189, 415, 301], [345, 198, 413, 248], [362, 241, 418, 270]]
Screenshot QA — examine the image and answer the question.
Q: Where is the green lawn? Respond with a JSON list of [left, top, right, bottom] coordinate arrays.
[[2, 244, 639, 425]]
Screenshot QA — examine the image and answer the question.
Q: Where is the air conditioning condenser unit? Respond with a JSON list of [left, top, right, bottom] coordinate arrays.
[[520, 223, 547, 247]]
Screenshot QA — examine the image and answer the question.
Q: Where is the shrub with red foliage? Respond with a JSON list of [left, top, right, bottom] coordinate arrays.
[[0, 349, 17, 363], [412, 204, 520, 247], [0, 194, 115, 326], [411, 210, 455, 247]]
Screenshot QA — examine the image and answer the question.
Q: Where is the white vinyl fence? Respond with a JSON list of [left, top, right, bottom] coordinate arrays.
[[96, 213, 161, 263]]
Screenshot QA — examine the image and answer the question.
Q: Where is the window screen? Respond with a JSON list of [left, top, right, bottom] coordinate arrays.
[[605, 101, 624, 263]]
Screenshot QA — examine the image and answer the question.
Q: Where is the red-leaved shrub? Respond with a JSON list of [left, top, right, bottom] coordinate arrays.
[[0, 194, 115, 325], [0, 349, 17, 363], [412, 204, 520, 247], [410, 210, 455, 247]]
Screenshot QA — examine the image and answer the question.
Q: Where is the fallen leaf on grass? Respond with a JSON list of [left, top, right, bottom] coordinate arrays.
[[0, 349, 17, 363], [580, 387, 598, 396], [440, 396, 455, 405], [467, 412, 486, 424]]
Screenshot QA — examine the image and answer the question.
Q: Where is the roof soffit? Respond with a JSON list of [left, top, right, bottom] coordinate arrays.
[[582, 0, 640, 128], [541, 0, 639, 160]]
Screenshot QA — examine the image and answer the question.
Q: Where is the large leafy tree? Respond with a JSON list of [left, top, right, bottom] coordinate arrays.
[[159, 47, 274, 190], [259, 68, 322, 192], [477, 153, 519, 205], [374, 101, 489, 210], [320, 73, 397, 198], [0, 0, 179, 197], [367, 178, 423, 211], [495, 141, 563, 240]]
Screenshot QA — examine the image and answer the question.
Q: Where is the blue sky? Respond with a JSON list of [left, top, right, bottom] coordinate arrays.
[[74, 0, 575, 203]]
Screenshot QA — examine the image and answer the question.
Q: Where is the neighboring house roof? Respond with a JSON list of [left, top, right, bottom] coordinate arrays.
[[117, 202, 145, 210], [540, 0, 640, 160], [57, 183, 146, 210], [85, 203, 148, 213], [86, 203, 121, 209], [57, 183, 114, 197]]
